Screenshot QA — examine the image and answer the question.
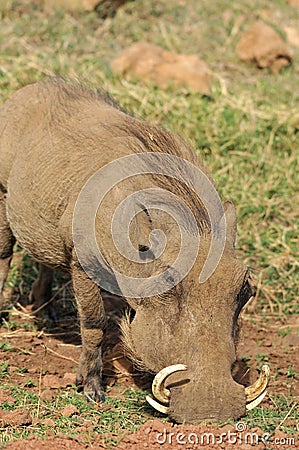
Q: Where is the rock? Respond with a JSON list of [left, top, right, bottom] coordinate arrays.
[[110, 42, 211, 94], [112, 356, 133, 375], [43, 374, 62, 389], [0, 390, 16, 404], [146, 419, 167, 433], [236, 21, 292, 72], [61, 372, 77, 387], [40, 389, 55, 401], [0, 408, 32, 426], [59, 404, 79, 417], [43, 418, 56, 427]]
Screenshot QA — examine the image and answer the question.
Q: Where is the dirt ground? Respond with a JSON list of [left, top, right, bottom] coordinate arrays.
[[0, 289, 298, 449]]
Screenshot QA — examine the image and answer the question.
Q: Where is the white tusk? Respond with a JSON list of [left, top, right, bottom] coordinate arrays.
[[152, 364, 188, 404], [246, 390, 268, 410], [245, 364, 270, 403], [146, 395, 169, 414]]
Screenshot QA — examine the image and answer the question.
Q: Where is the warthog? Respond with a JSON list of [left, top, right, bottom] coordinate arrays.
[[0, 79, 269, 423]]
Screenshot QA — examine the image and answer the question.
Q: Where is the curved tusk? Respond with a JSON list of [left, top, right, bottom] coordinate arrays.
[[246, 390, 268, 411], [152, 364, 188, 404], [245, 364, 270, 403], [146, 395, 169, 414]]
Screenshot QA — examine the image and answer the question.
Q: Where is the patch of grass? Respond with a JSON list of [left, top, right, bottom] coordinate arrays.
[[246, 395, 298, 436], [0, 361, 10, 378], [0, 384, 152, 447], [0, 342, 16, 352]]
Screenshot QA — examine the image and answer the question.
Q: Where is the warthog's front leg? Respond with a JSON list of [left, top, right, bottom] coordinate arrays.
[[71, 257, 107, 403]]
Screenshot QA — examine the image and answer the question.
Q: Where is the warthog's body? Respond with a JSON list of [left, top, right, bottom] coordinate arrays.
[[0, 80, 255, 423]]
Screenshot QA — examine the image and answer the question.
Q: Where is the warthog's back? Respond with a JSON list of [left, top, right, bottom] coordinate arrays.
[[0, 79, 199, 270], [0, 81, 134, 267]]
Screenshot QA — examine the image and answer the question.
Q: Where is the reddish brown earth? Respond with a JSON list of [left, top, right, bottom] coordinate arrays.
[[0, 287, 298, 449]]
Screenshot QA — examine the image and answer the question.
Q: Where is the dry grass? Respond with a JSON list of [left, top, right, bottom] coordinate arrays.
[[1, 0, 298, 318], [0, 0, 298, 444]]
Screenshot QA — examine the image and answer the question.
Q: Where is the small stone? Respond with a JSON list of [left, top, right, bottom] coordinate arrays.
[[43, 418, 55, 427], [148, 419, 167, 433], [0, 408, 32, 426], [40, 389, 55, 402], [43, 374, 61, 389], [61, 372, 77, 387], [59, 404, 79, 417], [0, 390, 15, 404], [112, 356, 133, 375]]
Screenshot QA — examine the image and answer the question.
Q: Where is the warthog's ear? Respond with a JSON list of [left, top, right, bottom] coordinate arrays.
[[223, 201, 237, 249], [126, 297, 142, 310]]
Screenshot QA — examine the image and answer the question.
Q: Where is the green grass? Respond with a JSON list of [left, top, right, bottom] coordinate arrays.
[[0, 384, 153, 447], [0, 0, 298, 446], [0, 0, 298, 317]]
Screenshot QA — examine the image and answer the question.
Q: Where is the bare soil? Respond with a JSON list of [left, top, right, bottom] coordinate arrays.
[[0, 288, 298, 449]]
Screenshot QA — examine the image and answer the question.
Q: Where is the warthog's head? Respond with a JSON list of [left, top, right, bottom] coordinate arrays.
[[73, 130, 269, 423], [120, 201, 269, 423]]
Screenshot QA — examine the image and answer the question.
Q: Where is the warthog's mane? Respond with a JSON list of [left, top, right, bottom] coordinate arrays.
[[45, 77, 213, 235]]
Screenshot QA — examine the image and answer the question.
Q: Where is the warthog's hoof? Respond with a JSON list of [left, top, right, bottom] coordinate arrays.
[[84, 379, 105, 404], [76, 375, 105, 404]]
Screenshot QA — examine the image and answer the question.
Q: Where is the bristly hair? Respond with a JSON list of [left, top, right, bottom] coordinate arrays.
[[44, 75, 129, 114], [119, 311, 153, 372], [105, 121, 213, 234]]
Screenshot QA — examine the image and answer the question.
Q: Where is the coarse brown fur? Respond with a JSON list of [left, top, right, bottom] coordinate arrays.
[[0, 79, 255, 423]]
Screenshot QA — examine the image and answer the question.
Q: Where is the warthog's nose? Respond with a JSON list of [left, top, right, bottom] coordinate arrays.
[[167, 378, 247, 423]]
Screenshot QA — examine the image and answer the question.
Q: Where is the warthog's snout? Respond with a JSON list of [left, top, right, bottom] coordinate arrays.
[[146, 364, 270, 423]]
